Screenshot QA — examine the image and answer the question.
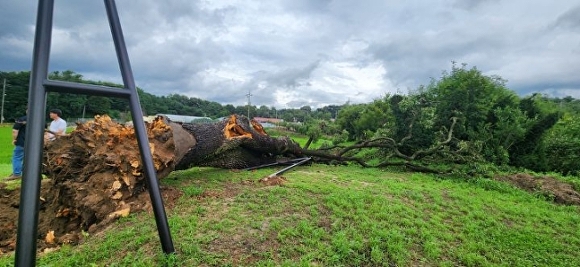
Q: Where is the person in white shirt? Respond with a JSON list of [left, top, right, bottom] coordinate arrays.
[[45, 108, 67, 141]]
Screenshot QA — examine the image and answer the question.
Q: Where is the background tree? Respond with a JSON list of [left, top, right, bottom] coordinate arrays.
[[543, 113, 580, 175], [0, 71, 29, 122], [295, 119, 324, 149], [508, 94, 561, 171], [335, 104, 366, 140], [86, 96, 112, 115], [2, 67, 579, 175], [424, 63, 531, 165]]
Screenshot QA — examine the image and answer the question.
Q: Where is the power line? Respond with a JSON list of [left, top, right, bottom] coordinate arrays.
[[1, 78, 6, 124]]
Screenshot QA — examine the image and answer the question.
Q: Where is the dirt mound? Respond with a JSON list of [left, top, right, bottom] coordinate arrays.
[[0, 115, 182, 254], [0, 182, 182, 254], [496, 173, 580, 205], [259, 176, 287, 186], [0, 114, 305, 254], [0, 186, 20, 252]]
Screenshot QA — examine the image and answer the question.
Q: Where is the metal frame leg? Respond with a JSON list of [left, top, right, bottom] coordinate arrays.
[[15, 1, 175, 265]]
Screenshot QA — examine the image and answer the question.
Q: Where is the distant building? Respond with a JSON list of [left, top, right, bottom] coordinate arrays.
[[253, 117, 283, 124], [252, 117, 283, 128], [156, 114, 213, 123]]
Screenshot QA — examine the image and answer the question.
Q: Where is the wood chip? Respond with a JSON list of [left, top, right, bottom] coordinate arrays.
[[112, 181, 122, 191], [45, 230, 55, 244]]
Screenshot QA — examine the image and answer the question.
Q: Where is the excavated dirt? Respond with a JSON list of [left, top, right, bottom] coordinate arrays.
[[0, 115, 182, 254], [496, 173, 580, 205], [0, 115, 291, 255], [0, 182, 182, 254]]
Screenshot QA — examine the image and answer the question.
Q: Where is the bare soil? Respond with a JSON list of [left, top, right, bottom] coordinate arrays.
[[0, 115, 180, 254], [496, 173, 580, 205], [0, 175, 285, 255], [0, 181, 182, 254]]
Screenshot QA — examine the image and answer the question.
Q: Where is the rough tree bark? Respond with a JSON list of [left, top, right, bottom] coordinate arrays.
[[174, 115, 303, 170]]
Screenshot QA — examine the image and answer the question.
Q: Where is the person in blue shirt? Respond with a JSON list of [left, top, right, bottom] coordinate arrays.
[[6, 111, 27, 180]]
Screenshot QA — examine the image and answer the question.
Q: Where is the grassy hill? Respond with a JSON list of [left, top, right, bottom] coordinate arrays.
[[1, 164, 578, 266]]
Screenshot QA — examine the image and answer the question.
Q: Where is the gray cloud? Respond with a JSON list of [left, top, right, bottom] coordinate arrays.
[[453, 0, 499, 10], [254, 61, 320, 87], [0, 1, 35, 35], [1, 0, 579, 109], [553, 5, 580, 30]]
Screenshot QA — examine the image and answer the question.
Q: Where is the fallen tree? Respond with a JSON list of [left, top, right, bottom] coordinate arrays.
[[1, 113, 460, 252], [37, 114, 305, 245]]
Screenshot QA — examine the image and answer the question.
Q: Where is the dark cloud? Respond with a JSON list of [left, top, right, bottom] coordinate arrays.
[[1, 0, 579, 109], [515, 80, 580, 98], [0, 1, 36, 70], [553, 5, 580, 30], [254, 61, 320, 87], [53, 1, 106, 28], [0, 1, 36, 37], [366, 29, 509, 90], [453, 0, 498, 10]]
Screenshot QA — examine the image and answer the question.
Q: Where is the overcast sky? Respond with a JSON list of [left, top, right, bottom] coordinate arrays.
[[1, 0, 579, 109]]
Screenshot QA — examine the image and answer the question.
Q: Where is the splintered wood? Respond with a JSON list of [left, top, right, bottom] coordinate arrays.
[[224, 114, 253, 139]]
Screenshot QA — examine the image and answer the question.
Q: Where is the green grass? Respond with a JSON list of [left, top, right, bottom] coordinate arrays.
[[0, 125, 13, 178], [1, 126, 579, 265], [1, 164, 578, 266], [0, 125, 13, 165]]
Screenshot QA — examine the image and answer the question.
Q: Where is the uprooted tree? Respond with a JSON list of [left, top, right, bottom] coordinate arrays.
[[37, 115, 303, 244], [0, 112, 459, 251]]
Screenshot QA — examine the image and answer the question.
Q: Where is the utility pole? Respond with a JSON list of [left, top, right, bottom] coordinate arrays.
[[246, 90, 252, 118], [1, 78, 6, 124]]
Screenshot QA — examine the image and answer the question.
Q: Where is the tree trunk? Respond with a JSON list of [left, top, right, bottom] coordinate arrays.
[[174, 115, 302, 170], [38, 114, 303, 245]]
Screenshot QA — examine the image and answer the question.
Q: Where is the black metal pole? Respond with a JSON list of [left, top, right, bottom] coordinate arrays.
[[267, 157, 312, 178], [15, 0, 54, 265], [15, 1, 175, 263], [104, 0, 175, 254]]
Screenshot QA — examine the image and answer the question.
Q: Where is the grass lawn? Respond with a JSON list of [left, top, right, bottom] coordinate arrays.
[[0, 125, 13, 165], [0, 125, 14, 178], [0, 164, 577, 266], [1, 125, 579, 266]]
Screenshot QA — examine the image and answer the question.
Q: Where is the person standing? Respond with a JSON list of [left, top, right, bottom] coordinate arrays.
[[45, 108, 67, 141], [7, 112, 27, 180]]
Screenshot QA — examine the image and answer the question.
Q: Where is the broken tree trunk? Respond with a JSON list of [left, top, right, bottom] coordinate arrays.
[[39, 114, 304, 245], [175, 115, 303, 170]]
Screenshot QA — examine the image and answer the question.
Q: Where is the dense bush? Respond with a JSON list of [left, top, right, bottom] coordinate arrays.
[[544, 114, 580, 175]]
